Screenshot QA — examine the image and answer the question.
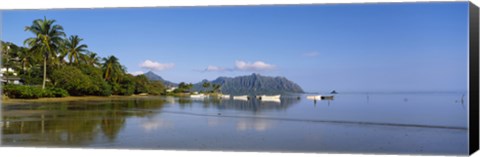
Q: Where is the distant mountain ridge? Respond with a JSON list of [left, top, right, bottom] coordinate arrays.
[[143, 72, 304, 95], [143, 71, 178, 87], [193, 73, 304, 95]]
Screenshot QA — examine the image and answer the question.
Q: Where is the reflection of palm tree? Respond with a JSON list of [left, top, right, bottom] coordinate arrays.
[[101, 111, 126, 141], [2, 99, 167, 145]]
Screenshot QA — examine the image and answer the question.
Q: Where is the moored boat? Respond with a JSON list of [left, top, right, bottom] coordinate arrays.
[[306, 95, 321, 100], [261, 98, 281, 103], [233, 95, 249, 100], [322, 95, 334, 100], [220, 94, 230, 99], [258, 95, 281, 100]]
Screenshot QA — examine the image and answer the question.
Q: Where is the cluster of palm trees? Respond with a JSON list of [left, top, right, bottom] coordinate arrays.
[[202, 81, 221, 93], [1, 17, 125, 90]]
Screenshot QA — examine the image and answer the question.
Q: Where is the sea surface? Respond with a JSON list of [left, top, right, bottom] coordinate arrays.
[[1, 92, 469, 155]]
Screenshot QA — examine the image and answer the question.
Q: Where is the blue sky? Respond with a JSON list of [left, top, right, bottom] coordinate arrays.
[[1, 2, 469, 92]]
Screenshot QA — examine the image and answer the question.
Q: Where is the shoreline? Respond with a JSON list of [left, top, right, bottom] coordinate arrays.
[[1, 92, 222, 105], [1, 95, 159, 105]]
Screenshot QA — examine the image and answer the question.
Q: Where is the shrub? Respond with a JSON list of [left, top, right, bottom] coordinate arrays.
[[50, 66, 91, 96], [3, 84, 43, 99], [50, 65, 111, 96], [41, 88, 55, 97], [148, 80, 165, 95], [2, 85, 70, 99], [44, 87, 69, 97]]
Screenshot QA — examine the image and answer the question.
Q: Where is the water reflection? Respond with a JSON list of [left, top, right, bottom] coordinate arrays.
[[2, 98, 166, 146], [1, 93, 468, 155], [236, 119, 272, 132], [141, 118, 172, 132], [172, 96, 301, 113], [2, 96, 301, 146]]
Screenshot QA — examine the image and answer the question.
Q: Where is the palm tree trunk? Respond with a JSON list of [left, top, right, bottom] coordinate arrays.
[[22, 62, 25, 74], [42, 57, 46, 89]]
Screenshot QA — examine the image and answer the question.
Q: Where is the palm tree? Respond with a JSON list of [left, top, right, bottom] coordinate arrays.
[[202, 81, 210, 93], [83, 51, 101, 67], [56, 40, 69, 66], [65, 35, 88, 64], [212, 84, 221, 93], [102, 55, 124, 83], [24, 17, 65, 89], [16, 46, 33, 74]]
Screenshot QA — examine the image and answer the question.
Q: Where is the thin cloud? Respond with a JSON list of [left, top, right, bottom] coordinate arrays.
[[140, 60, 174, 71], [235, 60, 275, 71], [203, 60, 276, 72], [204, 65, 228, 72], [303, 52, 319, 57]]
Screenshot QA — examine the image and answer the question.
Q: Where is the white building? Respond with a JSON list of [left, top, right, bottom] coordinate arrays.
[[0, 67, 21, 84]]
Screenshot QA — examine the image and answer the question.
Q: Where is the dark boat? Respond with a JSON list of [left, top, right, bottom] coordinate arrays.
[[321, 95, 335, 100], [330, 90, 338, 94]]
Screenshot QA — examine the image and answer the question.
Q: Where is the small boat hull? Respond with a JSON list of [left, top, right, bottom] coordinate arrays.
[[306, 95, 321, 100], [258, 95, 281, 100], [321, 95, 334, 100], [233, 95, 249, 101]]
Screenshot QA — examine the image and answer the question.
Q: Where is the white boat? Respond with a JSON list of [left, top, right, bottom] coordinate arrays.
[[257, 95, 281, 103], [220, 94, 230, 99], [258, 95, 281, 100], [233, 95, 249, 101], [261, 98, 281, 103], [190, 94, 207, 99], [306, 95, 321, 100]]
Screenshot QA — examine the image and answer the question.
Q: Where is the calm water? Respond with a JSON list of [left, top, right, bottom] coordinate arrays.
[[1, 93, 469, 155]]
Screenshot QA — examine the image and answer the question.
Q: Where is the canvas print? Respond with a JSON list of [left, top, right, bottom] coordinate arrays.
[[0, 2, 472, 155]]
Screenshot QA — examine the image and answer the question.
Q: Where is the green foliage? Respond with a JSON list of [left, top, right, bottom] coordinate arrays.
[[133, 75, 150, 94], [42, 87, 70, 97], [65, 35, 88, 64], [50, 65, 111, 96], [147, 80, 165, 95], [24, 17, 66, 89], [2, 84, 68, 99], [112, 74, 135, 96], [131, 75, 165, 95], [174, 82, 193, 93], [3, 84, 44, 99], [77, 64, 112, 96], [202, 81, 211, 91], [102, 55, 125, 83], [212, 84, 221, 93], [20, 66, 44, 85], [3, 17, 169, 98]]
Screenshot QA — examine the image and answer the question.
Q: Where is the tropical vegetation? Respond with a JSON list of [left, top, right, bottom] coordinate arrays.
[[1, 17, 167, 99]]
